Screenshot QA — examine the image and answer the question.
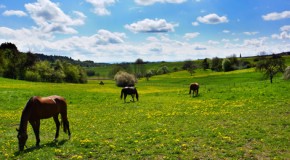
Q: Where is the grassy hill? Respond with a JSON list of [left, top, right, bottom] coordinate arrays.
[[0, 68, 289, 159], [88, 55, 290, 79]]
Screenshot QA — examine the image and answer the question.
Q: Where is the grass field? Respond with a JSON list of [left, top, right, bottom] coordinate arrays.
[[0, 69, 289, 159]]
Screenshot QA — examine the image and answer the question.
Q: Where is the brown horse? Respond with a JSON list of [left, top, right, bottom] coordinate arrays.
[[120, 87, 139, 102], [189, 83, 199, 97], [16, 95, 71, 151]]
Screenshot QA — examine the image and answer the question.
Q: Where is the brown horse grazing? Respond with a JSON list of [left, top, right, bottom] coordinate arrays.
[[121, 87, 139, 102], [16, 95, 71, 151], [189, 83, 199, 97]]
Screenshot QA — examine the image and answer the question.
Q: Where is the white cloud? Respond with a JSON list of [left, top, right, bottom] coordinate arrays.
[[194, 46, 206, 50], [221, 39, 229, 43], [243, 38, 266, 47], [197, 13, 229, 24], [280, 25, 290, 31], [192, 21, 199, 26], [243, 32, 259, 36], [262, 11, 290, 21], [271, 25, 290, 40], [208, 40, 219, 45], [125, 18, 178, 33], [135, 0, 186, 6], [94, 29, 126, 45], [183, 32, 200, 40], [3, 10, 27, 17], [0, 4, 6, 8], [25, 0, 85, 34], [223, 30, 230, 33], [272, 32, 290, 40], [85, 0, 116, 16]]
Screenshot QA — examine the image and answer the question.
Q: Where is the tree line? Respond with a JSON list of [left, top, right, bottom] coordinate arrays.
[[0, 42, 87, 83], [110, 53, 288, 86]]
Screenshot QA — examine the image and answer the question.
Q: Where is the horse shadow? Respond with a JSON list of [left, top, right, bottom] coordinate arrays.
[[14, 139, 68, 156]]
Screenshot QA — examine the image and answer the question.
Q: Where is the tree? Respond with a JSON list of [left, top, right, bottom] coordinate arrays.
[[145, 71, 153, 81], [134, 58, 146, 79], [182, 60, 196, 76], [158, 66, 170, 75], [227, 54, 239, 70], [0, 42, 18, 52], [108, 63, 132, 78], [202, 58, 209, 70], [256, 54, 286, 83], [211, 57, 222, 72], [222, 58, 232, 72]]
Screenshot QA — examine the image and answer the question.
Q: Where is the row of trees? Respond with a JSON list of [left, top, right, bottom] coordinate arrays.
[[0, 42, 87, 83]]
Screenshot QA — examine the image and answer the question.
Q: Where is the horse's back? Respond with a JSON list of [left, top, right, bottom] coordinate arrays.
[[123, 87, 137, 94], [30, 95, 67, 119], [190, 83, 199, 90]]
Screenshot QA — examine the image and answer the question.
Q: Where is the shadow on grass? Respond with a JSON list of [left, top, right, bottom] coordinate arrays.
[[14, 139, 68, 156]]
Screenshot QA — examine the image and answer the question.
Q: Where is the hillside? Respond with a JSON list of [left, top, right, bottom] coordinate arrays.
[[87, 54, 290, 79]]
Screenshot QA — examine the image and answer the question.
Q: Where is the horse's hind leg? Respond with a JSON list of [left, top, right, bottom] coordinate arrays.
[[30, 120, 40, 146], [131, 94, 135, 102], [53, 115, 60, 141]]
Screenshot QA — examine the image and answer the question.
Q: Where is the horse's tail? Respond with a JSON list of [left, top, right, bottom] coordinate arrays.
[[120, 89, 124, 99], [135, 88, 139, 101], [60, 101, 70, 138]]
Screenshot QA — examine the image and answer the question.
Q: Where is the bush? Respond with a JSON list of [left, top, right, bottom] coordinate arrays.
[[222, 58, 232, 72], [114, 71, 137, 87], [284, 66, 290, 80], [24, 70, 41, 82]]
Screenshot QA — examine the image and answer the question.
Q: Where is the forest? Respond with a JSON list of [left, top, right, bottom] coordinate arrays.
[[0, 42, 87, 83]]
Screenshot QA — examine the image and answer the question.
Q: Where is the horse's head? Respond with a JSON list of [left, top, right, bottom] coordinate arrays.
[[16, 128, 28, 151]]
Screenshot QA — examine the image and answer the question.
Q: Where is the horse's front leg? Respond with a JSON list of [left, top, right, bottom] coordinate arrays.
[[30, 120, 40, 147], [53, 115, 60, 141], [124, 94, 127, 103]]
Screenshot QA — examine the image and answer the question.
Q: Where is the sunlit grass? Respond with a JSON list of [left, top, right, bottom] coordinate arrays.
[[0, 69, 289, 159]]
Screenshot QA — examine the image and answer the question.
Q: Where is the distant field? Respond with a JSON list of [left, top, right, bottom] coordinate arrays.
[[89, 55, 290, 79], [0, 68, 289, 159]]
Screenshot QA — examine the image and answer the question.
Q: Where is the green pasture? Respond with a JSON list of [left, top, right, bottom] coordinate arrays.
[[0, 69, 289, 159]]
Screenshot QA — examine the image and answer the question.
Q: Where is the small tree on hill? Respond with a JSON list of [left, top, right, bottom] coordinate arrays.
[[222, 58, 232, 72], [211, 57, 222, 72], [256, 54, 286, 83], [183, 60, 196, 76], [202, 58, 209, 70], [114, 71, 137, 87]]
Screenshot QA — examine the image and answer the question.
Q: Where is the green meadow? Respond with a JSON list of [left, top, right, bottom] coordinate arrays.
[[0, 69, 289, 159]]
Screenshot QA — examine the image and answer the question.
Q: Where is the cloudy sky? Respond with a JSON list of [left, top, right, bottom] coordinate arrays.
[[0, 0, 290, 63]]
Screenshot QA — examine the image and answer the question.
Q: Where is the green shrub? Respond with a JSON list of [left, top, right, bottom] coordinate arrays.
[[24, 70, 41, 82], [222, 58, 232, 72], [114, 71, 137, 87]]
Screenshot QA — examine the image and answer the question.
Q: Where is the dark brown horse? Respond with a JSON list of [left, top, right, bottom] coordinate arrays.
[[16, 95, 71, 151], [189, 83, 199, 97], [120, 87, 139, 102]]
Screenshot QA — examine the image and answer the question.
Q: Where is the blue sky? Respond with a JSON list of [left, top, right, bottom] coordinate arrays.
[[0, 0, 290, 62]]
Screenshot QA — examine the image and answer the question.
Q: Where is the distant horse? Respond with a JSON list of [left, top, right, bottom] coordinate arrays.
[[16, 95, 71, 151], [189, 83, 199, 97], [121, 87, 139, 102]]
